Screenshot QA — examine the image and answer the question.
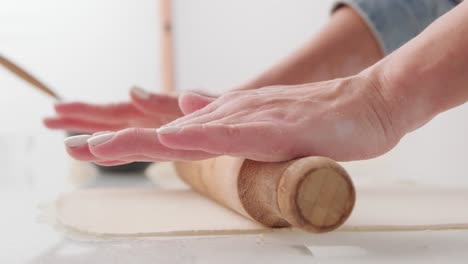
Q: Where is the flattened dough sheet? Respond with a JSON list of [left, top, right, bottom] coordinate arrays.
[[56, 189, 264, 236], [55, 186, 468, 236]]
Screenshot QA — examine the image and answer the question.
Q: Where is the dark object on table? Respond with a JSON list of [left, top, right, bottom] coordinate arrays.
[[67, 132, 152, 173], [96, 161, 152, 173]]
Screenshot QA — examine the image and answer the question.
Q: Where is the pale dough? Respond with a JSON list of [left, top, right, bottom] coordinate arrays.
[[55, 186, 468, 236], [56, 188, 265, 236], [345, 186, 468, 231]]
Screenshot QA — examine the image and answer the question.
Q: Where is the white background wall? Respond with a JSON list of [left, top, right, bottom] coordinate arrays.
[[0, 0, 467, 188], [172, 0, 333, 93], [0, 0, 160, 133]]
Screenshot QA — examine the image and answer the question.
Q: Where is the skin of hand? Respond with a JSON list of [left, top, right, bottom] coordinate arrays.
[[157, 76, 401, 162], [44, 87, 214, 134], [65, 75, 400, 163], [61, 6, 385, 165], [364, 0, 468, 134]]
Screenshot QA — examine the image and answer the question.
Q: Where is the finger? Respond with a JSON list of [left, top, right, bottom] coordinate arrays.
[[158, 122, 290, 161], [44, 117, 125, 134], [92, 131, 114, 136], [158, 108, 254, 132], [65, 135, 117, 162], [54, 101, 142, 123], [178, 92, 216, 115], [130, 86, 182, 117], [66, 145, 98, 162], [64, 135, 157, 163], [64, 135, 97, 161], [158, 100, 220, 130], [87, 128, 216, 161], [94, 160, 133, 166]]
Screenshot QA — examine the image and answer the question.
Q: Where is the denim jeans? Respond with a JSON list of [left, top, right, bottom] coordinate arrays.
[[333, 0, 461, 55]]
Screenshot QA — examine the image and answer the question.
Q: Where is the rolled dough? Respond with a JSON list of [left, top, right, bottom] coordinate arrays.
[[56, 188, 265, 236], [55, 186, 468, 236]]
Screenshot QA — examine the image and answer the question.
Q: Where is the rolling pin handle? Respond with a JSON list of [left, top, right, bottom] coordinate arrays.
[[276, 157, 356, 233], [239, 157, 355, 233]]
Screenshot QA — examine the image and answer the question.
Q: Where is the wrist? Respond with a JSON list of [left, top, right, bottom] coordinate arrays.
[[360, 58, 441, 135]]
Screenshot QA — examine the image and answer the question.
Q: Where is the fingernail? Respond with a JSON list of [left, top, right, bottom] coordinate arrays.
[[157, 126, 182, 134], [131, 86, 150, 100], [92, 131, 113, 136], [87, 132, 115, 146], [64, 135, 92, 148]]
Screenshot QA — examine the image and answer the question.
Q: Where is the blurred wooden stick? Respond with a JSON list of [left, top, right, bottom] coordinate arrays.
[[0, 54, 61, 100], [160, 0, 175, 93]]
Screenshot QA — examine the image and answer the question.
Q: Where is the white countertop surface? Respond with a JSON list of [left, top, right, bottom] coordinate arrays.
[[3, 191, 468, 264], [1, 133, 468, 264], [4, 188, 468, 264]]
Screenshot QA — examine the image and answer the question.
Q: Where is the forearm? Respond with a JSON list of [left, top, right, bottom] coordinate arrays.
[[235, 7, 382, 90], [367, 1, 468, 133]]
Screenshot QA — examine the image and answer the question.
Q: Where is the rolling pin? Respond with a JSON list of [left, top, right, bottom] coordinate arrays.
[[174, 156, 355, 233], [0, 54, 61, 100]]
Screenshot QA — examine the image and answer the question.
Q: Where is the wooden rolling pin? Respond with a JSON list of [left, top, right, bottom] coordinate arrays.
[[0, 54, 61, 100], [174, 156, 355, 233]]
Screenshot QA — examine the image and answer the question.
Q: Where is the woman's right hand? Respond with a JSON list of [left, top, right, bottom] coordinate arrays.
[[43, 87, 214, 134]]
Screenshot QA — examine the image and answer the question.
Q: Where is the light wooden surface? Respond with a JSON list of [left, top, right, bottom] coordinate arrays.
[[174, 156, 355, 233], [0, 54, 61, 100], [160, 0, 174, 93]]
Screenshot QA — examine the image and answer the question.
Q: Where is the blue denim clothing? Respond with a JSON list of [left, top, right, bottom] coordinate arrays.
[[333, 0, 461, 55]]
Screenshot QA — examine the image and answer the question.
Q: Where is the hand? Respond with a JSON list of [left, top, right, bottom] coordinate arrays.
[[44, 87, 213, 134], [62, 91, 216, 166], [156, 75, 402, 161], [64, 75, 403, 164]]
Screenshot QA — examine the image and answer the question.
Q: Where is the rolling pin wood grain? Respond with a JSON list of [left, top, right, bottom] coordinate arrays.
[[174, 156, 355, 233]]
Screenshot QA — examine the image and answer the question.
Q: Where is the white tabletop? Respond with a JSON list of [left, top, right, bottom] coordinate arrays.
[[1, 133, 468, 264]]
